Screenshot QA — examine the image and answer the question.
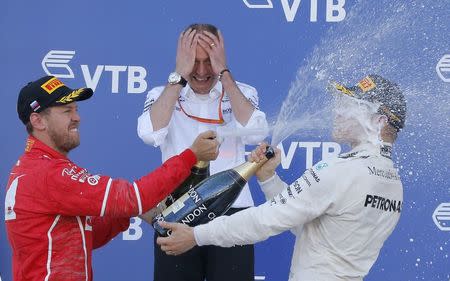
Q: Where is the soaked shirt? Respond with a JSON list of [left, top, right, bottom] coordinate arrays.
[[194, 142, 403, 281]]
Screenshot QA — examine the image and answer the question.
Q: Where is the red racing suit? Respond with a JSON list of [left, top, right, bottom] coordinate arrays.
[[4, 136, 197, 281]]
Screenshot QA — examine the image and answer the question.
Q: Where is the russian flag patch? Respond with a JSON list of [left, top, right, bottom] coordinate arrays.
[[30, 100, 41, 112]]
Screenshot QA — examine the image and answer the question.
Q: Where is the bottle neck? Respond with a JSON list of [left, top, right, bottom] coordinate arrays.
[[194, 161, 209, 169], [191, 160, 210, 176], [233, 160, 267, 181]]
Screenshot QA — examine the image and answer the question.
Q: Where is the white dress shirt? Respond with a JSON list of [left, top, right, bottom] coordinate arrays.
[[194, 142, 403, 280], [137, 81, 268, 207]]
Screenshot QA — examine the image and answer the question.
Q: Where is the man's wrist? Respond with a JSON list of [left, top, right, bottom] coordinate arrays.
[[166, 83, 184, 90], [218, 68, 231, 81], [168, 72, 188, 87], [256, 171, 276, 182], [193, 225, 203, 246]]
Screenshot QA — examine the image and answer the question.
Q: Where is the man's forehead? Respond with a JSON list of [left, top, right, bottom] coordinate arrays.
[[334, 94, 373, 106], [195, 47, 210, 60]]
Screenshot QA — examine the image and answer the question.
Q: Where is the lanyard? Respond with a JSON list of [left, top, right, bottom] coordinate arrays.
[[178, 87, 225, 124]]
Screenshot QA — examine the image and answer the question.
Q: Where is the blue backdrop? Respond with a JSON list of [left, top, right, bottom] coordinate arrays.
[[1, 0, 449, 280]]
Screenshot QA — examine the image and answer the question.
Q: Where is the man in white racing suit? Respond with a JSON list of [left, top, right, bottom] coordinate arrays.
[[156, 74, 407, 281]]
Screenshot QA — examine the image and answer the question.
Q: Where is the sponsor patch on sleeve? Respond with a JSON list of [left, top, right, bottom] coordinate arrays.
[[61, 164, 100, 185], [315, 162, 328, 171]]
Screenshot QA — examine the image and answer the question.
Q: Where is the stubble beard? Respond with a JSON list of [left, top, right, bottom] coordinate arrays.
[[48, 126, 80, 154]]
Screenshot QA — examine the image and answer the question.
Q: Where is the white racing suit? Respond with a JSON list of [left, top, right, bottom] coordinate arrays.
[[194, 142, 403, 281]]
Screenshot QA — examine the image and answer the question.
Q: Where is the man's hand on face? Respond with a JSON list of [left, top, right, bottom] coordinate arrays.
[[175, 28, 198, 78], [197, 30, 227, 75], [190, 130, 220, 162], [156, 221, 197, 256], [248, 143, 281, 182]]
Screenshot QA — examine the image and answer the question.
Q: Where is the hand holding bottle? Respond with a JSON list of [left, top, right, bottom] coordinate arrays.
[[156, 221, 196, 255], [249, 143, 282, 182], [139, 203, 167, 224], [152, 145, 274, 236], [190, 130, 220, 161]]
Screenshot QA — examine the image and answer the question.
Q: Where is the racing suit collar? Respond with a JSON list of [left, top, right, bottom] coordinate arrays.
[[25, 135, 68, 160], [346, 142, 393, 159]]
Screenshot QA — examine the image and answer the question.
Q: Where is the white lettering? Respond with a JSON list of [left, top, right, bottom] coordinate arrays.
[[281, 0, 302, 22], [104, 65, 127, 94], [81, 65, 104, 92], [208, 212, 216, 220], [181, 204, 207, 224], [278, 142, 298, 169], [298, 142, 321, 169], [122, 217, 143, 240], [188, 188, 201, 204], [257, 142, 342, 171], [326, 0, 346, 22], [127, 66, 147, 94], [310, 0, 318, 22], [181, 217, 191, 224], [322, 142, 341, 160]]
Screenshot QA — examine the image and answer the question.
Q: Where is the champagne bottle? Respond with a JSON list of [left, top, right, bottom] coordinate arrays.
[[139, 161, 209, 225], [152, 146, 275, 236], [165, 161, 210, 206]]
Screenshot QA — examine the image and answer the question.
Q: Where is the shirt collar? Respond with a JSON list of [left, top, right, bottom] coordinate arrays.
[[25, 135, 68, 160], [344, 142, 393, 159], [183, 81, 223, 100]]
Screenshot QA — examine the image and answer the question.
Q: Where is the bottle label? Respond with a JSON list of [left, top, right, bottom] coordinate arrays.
[[161, 187, 203, 216], [180, 203, 208, 224]]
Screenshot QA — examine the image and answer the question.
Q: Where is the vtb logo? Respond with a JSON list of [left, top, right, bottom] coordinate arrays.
[[41, 50, 148, 94], [436, 54, 450, 83], [42, 50, 76, 78], [432, 203, 450, 231], [243, 0, 346, 22]]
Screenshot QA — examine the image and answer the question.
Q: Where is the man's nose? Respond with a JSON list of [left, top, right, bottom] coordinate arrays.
[[72, 111, 81, 122], [196, 62, 207, 76]]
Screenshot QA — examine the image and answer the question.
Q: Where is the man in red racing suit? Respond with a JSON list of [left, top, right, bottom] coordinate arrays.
[[5, 76, 219, 281]]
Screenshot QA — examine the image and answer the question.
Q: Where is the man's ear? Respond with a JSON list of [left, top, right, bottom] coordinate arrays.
[[29, 112, 46, 131]]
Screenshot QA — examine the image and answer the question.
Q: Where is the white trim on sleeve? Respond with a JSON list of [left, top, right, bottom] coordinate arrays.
[[100, 178, 112, 216], [44, 215, 61, 281], [133, 182, 143, 215]]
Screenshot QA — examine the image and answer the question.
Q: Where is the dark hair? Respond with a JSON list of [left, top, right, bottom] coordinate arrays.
[[184, 23, 219, 36]]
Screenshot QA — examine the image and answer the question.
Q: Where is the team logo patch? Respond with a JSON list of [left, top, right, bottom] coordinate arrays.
[[315, 162, 328, 171], [87, 175, 100, 186], [358, 76, 376, 92], [41, 77, 65, 94]]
